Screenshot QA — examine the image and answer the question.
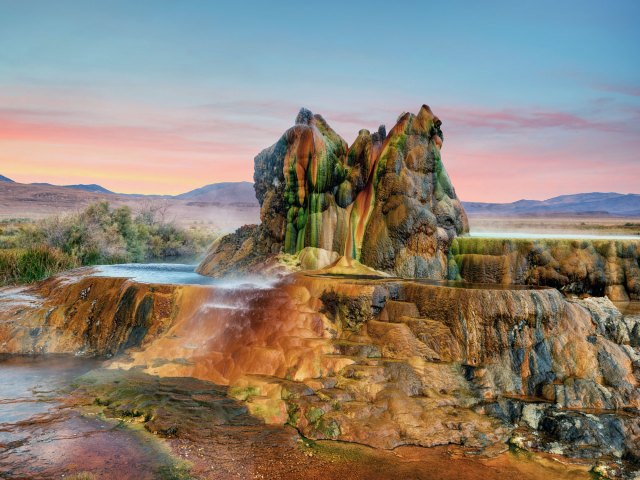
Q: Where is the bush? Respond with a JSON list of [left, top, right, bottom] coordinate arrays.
[[0, 201, 218, 286], [0, 246, 77, 285]]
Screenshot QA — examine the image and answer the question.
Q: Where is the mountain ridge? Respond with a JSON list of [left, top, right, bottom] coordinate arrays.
[[31, 182, 115, 194], [2, 173, 639, 216], [464, 192, 640, 216]]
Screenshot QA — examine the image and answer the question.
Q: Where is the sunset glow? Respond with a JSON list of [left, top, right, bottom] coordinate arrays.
[[1, 0, 638, 201]]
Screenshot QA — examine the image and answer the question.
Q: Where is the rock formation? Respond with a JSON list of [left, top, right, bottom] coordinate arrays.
[[2, 269, 640, 474], [195, 105, 640, 302], [449, 237, 640, 301], [197, 105, 469, 278], [3, 103, 640, 477]]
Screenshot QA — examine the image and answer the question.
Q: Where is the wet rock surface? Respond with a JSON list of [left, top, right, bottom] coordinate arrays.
[[450, 237, 640, 301], [0, 269, 178, 356], [0, 356, 595, 480], [2, 269, 639, 477], [0, 355, 188, 480]]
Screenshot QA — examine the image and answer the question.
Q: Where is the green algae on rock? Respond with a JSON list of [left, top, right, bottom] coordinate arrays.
[[448, 237, 640, 300]]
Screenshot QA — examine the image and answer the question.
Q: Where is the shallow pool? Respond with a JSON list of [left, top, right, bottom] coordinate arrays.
[[91, 263, 276, 289]]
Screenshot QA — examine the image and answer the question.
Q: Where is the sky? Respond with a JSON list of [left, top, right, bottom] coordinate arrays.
[[0, 0, 638, 202]]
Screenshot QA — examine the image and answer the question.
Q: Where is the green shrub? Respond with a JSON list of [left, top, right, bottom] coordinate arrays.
[[0, 246, 77, 285], [0, 201, 218, 285]]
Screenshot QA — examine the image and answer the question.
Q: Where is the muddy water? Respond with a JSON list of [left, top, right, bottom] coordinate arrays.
[[0, 356, 185, 479]]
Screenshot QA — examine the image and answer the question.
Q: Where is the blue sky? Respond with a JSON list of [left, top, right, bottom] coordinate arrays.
[[0, 0, 638, 201]]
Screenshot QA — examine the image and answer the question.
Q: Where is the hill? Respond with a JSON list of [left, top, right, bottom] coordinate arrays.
[[0, 175, 14, 183], [64, 183, 115, 194], [31, 182, 115, 194], [464, 192, 640, 217], [0, 180, 259, 232], [175, 181, 257, 206]]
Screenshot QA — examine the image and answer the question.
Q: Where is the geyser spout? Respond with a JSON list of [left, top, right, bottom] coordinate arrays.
[[197, 105, 469, 278]]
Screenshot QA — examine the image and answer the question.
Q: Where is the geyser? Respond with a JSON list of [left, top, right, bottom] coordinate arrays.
[[197, 105, 469, 279]]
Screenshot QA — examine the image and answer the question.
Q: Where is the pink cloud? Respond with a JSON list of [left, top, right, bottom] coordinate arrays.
[[439, 106, 637, 135], [1, 95, 638, 201], [593, 82, 640, 97]]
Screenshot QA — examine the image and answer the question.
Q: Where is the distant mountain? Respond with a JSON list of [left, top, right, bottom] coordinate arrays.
[[8, 176, 636, 217], [175, 181, 257, 206], [64, 184, 115, 194], [464, 192, 640, 217], [31, 182, 115, 194]]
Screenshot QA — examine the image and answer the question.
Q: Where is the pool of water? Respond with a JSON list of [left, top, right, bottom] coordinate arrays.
[[469, 231, 640, 240], [0, 356, 179, 479], [0, 355, 102, 425], [92, 263, 276, 289]]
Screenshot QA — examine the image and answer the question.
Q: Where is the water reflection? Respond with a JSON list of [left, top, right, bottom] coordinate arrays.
[[0, 356, 178, 479]]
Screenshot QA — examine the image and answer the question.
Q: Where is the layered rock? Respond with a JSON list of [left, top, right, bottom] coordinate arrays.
[[449, 237, 640, 300], [0, 270, 178, 356], [3, 268, 639, 473], [197, 105, 468, 278]]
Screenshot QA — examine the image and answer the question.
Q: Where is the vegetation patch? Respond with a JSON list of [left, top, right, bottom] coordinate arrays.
[[0, 201, 217, 286]]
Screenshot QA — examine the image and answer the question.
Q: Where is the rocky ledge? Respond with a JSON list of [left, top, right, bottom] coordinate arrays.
[[450, 237, 640, 301], [2, 269, 639, 476]]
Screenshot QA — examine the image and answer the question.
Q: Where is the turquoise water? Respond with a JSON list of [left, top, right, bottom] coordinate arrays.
[[93, 263, 214, 285], [91, 263, 276, 288]]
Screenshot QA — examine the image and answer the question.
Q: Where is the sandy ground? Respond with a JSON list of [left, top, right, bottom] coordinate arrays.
[[469, 215, 640, 237]]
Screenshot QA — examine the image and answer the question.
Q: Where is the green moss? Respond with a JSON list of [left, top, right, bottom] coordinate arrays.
[[286, 402, 300, 426], [228, 385, 260, 401], [305, 406, 324, 424], [155, 463, 194, 480], [433, 146, 454, 199], [284, 222, 298, 254], [316, 418, 341, 439]]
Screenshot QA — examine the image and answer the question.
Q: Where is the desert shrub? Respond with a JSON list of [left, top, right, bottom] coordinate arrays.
[[0, 201, 218, 285]]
